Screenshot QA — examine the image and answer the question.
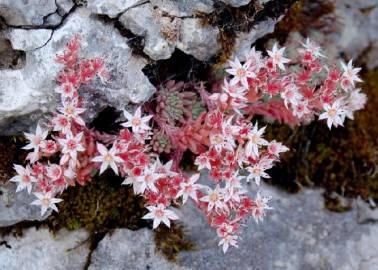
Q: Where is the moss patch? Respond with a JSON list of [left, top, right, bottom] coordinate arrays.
[[0, 136, 27, 183], [45, 173, 148, 232], [154, 222, 195, 261]]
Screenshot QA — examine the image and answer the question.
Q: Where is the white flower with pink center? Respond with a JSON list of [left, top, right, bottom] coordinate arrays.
[[319, 99, 346, 129], [194, 154, 212, 171], [176, 173, 202, 204], [58, 132, 85, 164], [246, 159, 272, 185], [251, 192, 273, 223], [136, 164, 163, 194], [46, 164, 63, 181], [142, 204, 179, 229], [281, 84, 302, 108], [267, 140, 289, 158], [226, 57, 256, 89], [10, 164, 37, 194], [245, 123, 268, 158], [58, 98, 86, 126], [92, 143, 124, 175], [23, 124, 48, 152], [54, 83, 76, 99], [122, 107, 153, 134], [222, 78, 247, 100], [267, 43, 290, 70], [31, 192, 63, 216], [292, 100, 311, 118], [340, 59, 362, 87], [200, 185, 225, 212], [52, 114, 71, 134], [218, 234, 238, 253], [210, 133, 235, 153]]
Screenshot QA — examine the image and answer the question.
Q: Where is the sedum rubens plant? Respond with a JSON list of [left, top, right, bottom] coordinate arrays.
[[10, 36, 366, 253]]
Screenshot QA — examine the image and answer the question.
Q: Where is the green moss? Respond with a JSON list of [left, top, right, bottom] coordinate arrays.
[[46, 173, 148, 233], [0, 136, 27, 183], [45, 172, 196, 261], [154, 222, 195, 261], [324, 195, 351, 213]]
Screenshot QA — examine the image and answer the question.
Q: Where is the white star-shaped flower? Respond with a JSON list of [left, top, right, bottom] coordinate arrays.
[[267, 43, 290, 70], [23, 124, 48, 152], [175, 173, 202, 204], [92, 143, 124, 175], [31, 192, 63, 216], [142, 204, 179, 229], [10, 164, 37, 194], [121, 107, 153, 134], [340, 59, 362, 87]]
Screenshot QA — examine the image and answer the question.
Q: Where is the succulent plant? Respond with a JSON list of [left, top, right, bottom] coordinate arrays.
[[192, 101, 207, 120], [156, 80, 197, 124], [150, 128, 173, 154]]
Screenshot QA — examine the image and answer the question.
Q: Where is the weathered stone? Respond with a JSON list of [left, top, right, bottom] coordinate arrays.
[[0, 7, 155, 134], [0, 228, 89, 270], [233, 16, 282, 61], [290, 0, 378, 69], [87, 0, 145, 18], [0, 182, 51, 227], [150, 0, 214, 17], [176, 18, 220, 61], [5, 29, 53, 51], [56, 0, 75, 16], [44, 12, 63, 27], [88, 228, 187, 270], [119, 3, 176, 60], [177, 181, 378, 270], [220, 0, 251, 7], [0, 0, 57, 26], [119, 3, 220, 61], [357, 198, 378, 224]]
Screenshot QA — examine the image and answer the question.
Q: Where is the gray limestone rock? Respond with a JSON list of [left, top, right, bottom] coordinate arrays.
[[0, 0, 57, 26], [87, 0, 146, 18], [0, 8, 155, 134], [150, 0, 214, 17], [88, 228, 188, 270], [0, 181, 51, 227], [176, 182, 378, 270], [5, 29, 53, 51], [0, 228, 90, 270]]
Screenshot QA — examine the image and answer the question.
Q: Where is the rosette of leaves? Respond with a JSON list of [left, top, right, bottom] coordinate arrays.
[[156, 80, 197, 124], [150, 128, 173, 154]]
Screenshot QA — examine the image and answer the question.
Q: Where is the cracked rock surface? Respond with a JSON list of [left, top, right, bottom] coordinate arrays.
[[2, 184, 377, 270], [0, 7, 155, 134], [87, 0, 146, 18], [0, 228, 89, 270], [0, 0, 280, 134], [176, 182, 378, 270], [0, 182, 51, 227], [0, 0, 57, 26], [88, 229, 187, 270], [119, 2, 220, 61]]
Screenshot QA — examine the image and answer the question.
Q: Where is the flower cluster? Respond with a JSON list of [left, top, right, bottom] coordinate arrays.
[[213, 39, 366, 129], [11, 36, 366, 253]]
